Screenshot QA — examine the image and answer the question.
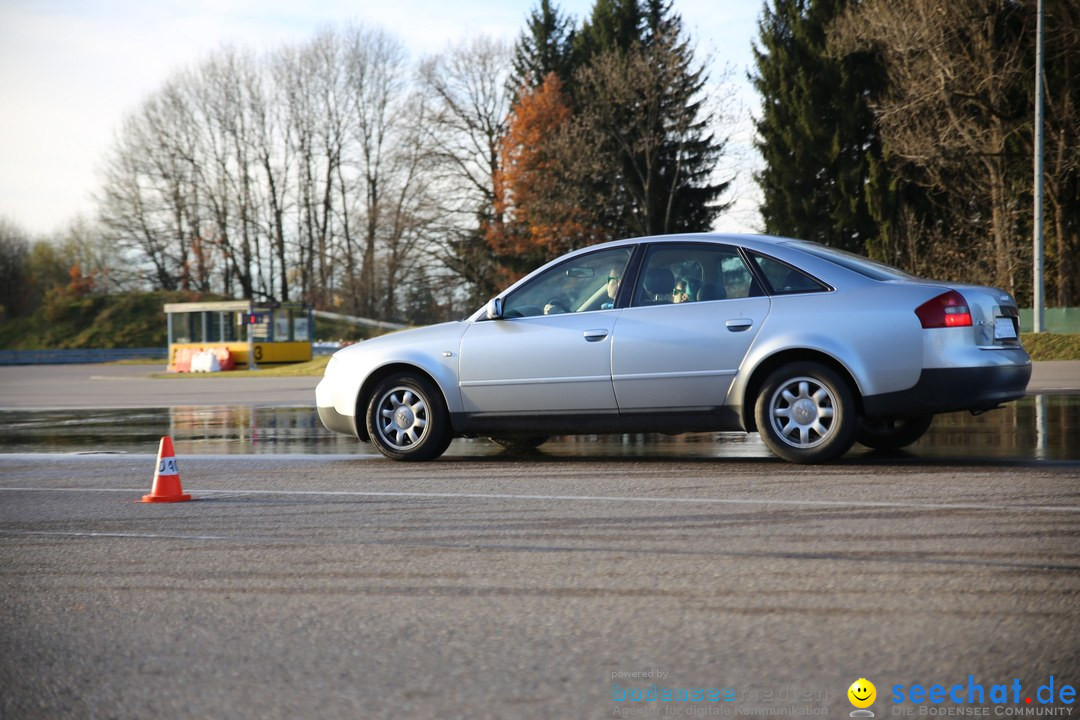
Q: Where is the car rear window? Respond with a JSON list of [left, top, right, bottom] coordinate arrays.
[[748, 252, 830, 295], [784, 240, 915, 281]]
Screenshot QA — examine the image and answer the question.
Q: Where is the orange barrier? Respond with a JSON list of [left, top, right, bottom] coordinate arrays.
[[172, 348, 192, 373], [170, 345, 235, 372], [213, 346, 235, 371]]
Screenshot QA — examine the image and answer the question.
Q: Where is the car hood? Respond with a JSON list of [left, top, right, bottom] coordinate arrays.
[[333, 320, 469, 362]]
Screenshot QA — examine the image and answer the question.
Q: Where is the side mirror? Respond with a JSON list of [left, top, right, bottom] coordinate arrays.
[[484, 297, 504, 320]]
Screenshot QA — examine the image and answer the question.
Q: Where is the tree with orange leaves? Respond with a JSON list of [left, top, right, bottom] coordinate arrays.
[[488, 73, 601, 284]]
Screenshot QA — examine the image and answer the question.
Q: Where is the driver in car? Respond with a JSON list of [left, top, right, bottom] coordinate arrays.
[[600, 268, 621, 309]]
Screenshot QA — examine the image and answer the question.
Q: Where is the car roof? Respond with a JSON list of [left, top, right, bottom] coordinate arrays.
[[569, 232, 794, 256]]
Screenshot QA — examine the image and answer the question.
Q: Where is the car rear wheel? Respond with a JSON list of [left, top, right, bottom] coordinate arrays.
[[366, 372, 451, 461], [755, 361, 857, 464], [856, 414, 933, 451]]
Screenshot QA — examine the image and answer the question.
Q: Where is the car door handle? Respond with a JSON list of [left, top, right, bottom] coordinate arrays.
[[583, 329, 609, 341], [725, 318, 753, 331]]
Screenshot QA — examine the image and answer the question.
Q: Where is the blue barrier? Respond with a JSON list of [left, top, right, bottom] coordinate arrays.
[[0, 348, 168, 365]]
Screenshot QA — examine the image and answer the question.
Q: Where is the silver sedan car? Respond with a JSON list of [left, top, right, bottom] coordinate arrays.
[[316, 234, 1031, 463]]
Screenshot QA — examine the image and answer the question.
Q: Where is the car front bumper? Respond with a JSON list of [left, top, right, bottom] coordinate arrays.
[[315, 375, 359, 437], [862, 362, 1032, 418], [317, 402, 358, 437]]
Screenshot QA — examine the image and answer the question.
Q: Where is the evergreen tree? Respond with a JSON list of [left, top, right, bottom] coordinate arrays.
[[751, 0, 890, 253], [509, 0, 577, 96], [574, 0, 643, 62], [492, 0, 730, 276], [648, 0, 729, 234], [573, 0, 727, 236]]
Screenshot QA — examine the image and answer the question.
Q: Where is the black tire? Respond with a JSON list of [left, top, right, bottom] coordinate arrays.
[[365, 372, 452, 461], [856, 414, 933, 451], [754, 361, 857, 464], [488, 436, 549, 453]]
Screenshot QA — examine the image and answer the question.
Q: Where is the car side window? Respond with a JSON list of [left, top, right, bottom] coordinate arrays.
[[501, 247, 633, 318], [631, 243, 761, 307], [749, 252, 830, 295]]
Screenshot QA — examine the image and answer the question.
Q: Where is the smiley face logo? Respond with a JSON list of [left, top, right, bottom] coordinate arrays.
[[848, 678, 877, 709]]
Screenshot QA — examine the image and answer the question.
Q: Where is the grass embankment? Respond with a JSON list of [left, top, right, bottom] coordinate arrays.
[[229, 357, 332, 377], [0, 291, 193, 349], [1019, 333, 1080, 361]]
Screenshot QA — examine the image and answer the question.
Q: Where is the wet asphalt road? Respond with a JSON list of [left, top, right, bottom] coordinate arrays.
[[1, 364, 1079, 719]]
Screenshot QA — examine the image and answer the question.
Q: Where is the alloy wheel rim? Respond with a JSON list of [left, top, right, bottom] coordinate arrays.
[[376, 386, 429, 450], [768, 376, 836, 449]]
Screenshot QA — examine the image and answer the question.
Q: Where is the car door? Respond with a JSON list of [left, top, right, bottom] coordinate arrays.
[[611, 242, 771, 412], [458, 246, 634, 415]]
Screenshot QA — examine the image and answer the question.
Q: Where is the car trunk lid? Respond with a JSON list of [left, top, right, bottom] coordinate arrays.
[[954, 285, 1021, 348]]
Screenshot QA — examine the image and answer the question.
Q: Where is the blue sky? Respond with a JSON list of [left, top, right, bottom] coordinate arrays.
[[0, 0, 763, 237]]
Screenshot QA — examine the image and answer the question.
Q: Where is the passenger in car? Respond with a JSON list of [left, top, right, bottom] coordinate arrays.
[[672, 277, 699, 303]]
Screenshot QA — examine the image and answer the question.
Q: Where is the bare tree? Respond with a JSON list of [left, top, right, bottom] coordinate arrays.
[[57, 215, 135, 294], [185, 49, 263, 298], [376, 90, 445, 320], [273, 30, 352, 307], [340, 25, 409, 316], [98, 82, 204, 291], [95, 27, 509, 319], [831, 0, 1031, 293], [1037, 0, 1080, 306], [419, 36, 513, 303], [245, 50, 293, 301]]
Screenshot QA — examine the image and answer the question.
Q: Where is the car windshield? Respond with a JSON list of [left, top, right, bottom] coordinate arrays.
[[784, 240, 916, 282]]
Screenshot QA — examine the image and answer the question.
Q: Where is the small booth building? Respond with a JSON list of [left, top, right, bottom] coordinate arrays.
[[165, 300, 313, 372]]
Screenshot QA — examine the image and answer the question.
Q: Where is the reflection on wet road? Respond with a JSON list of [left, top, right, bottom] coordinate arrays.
[[1, 395, 1077, 460]]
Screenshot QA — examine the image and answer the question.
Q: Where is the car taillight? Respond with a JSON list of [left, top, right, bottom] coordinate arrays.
[[915, 290, 972, 328]]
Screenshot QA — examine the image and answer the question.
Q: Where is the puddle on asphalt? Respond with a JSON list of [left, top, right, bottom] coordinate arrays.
[[0, 395, 1076, 461]]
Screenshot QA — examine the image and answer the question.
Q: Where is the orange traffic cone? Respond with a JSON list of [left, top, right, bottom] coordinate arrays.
[[141, 436, 192, 502]]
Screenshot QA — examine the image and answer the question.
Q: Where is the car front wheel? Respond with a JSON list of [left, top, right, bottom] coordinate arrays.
[[365, 372, 452, 461], [755, 361, 857, 464], [856, 415, 933, 451]]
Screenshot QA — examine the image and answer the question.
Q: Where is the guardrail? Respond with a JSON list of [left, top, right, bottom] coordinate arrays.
[[312, 309, 407, 332], [0, 348, 168, 365]]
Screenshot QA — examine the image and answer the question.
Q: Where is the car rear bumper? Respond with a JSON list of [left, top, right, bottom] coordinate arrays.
[[862, 363, 1032, 418]]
